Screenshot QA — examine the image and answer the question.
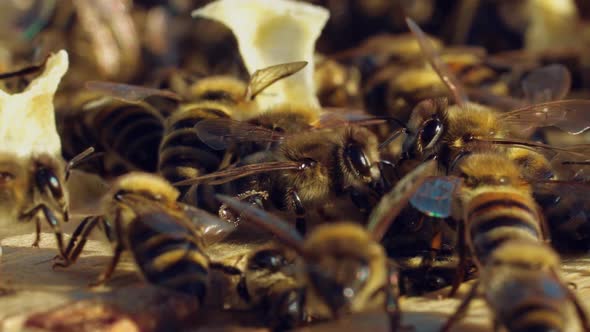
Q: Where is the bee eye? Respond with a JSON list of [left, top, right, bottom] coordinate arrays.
[[419, 118, 443, 150], [114, 190, 129, 201], [345, 144, 371, 177], [0, 172, 14, 183], [36, 168, 63, 198], [249, 249, 287, 271]]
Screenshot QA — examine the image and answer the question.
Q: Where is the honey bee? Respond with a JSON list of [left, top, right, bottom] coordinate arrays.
[[397, 18, 590, 173], [217, 195, 401, 331], [314, 55, 363, 108], [159, 61, 308, 195], [57, 82, 178, 177], [178, 118, 383, 234], [0, 50, 73, 259], [395, 151, 590, 330], [53, 172, 235, 301], [442, 240, 590, 332]]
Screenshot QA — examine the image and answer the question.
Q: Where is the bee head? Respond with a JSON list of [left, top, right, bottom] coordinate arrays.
[[342, 126, 381, 188], [303, 222, 387, 316]]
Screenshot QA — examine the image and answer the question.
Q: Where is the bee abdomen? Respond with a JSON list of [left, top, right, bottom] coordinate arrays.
[[159, 106, 231, 194], [467, 194, 542, 264], [504, 304, 565, 332], [130, 226, 209, 300]]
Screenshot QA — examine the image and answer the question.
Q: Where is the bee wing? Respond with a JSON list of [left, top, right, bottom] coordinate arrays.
[[406, 17, 469, 107], [368, 160, 437, 241], [85, 81, 182, 103], [173, 161, 305, 186], [245, 61, 308, 101], [499, 100, 590, 135], [216, 195, 305, 254], [179, 203, 236, 245], [549, 144, 590, 180], [116, 194, 203, 233], [314, 108, 389, 128], [521, 64, 572, 103], [194, 118, 286, 150], [409, 176, 463, 218]]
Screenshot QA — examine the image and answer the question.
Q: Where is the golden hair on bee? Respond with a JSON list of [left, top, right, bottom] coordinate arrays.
[[188, 75, 247, 103], [506, 147, 554, 181], [455, 152, 528, 189], [303, 222, 384, 259], [250, 103, 321, 131], [444, 103, 504, 150], [489, 240, 560, 268], [106, 172, 180, 206]]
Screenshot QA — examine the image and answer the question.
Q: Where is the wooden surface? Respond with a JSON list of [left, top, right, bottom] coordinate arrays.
[[2, 231, 590, 331]]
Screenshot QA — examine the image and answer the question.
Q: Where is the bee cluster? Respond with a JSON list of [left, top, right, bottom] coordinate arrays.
[[1, 1, 590, 331]]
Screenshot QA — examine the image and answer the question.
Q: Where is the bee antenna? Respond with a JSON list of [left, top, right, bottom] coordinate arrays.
[[449, 150, 472, 174], [65, 147, 103, 181], [379, 128, 407, 150]]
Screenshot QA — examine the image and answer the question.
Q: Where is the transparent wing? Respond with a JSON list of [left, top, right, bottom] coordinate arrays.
[[179, 203, 236, 245], [216, 195, 305, 254], [194, 118, 286, 150], [85, 81, 182, 103], [315, 108, 389, 129], [406, 17, 469, 106], [173, 161, 305, 186], [409, 176, 463, 218], [367, 160, 437, 241], [499, 100, 590, 135], [246, 61, 308, 100], [521, 64, 572, 103]]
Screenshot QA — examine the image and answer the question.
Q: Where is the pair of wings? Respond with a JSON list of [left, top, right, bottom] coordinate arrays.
[[214, 160, 441, 256], [85, 61, 308, 104], [104, 192, 236, 247], [406, 17, 590, 137], [172, 112, 386, 187]]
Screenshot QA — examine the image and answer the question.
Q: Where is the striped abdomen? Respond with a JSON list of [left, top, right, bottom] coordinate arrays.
[[95, 102, 165, 175], [466, 191, 543, 265], [128, 211, 209, 300], [159, 103, 233, 195], [492, 272, 568, 332]]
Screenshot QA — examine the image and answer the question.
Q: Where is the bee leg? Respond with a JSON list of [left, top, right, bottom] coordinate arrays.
[[288, 190, 306, 235], [384, 263, 403, 331], [90, 243, 123, 287], [53, 216, 100, 269], [440, 280, 479, 332], [269, 287, 306, 332], [32, 217, 41, 247], [449, 221, 467, 297], [22, 204, 66, 259]]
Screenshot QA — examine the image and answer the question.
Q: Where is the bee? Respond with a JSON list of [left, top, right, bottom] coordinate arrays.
[[390, 151, 590, 330], [207, 241, 302, 330], [398, 18, 590, 173], [442, 239, 590, 332], [314, 55, 363, 108], [53, 172, 235, 301], [159, 61, 308, 196], [217, 194, 403, 331], [178, 116, 383, 234], [0, 50, 74, 260], [57, 82, 178, 177]]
